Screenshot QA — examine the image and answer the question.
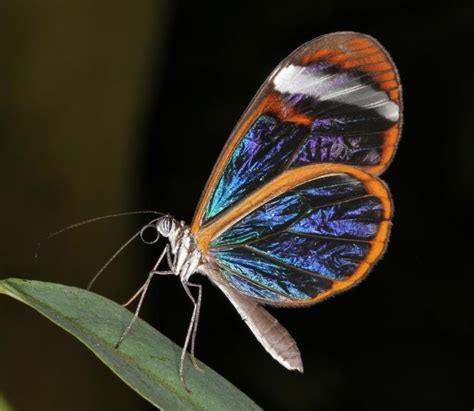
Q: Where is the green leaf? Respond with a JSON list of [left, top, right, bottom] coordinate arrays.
[[0, 393, 14, 411], [0, 278, 261, 411]]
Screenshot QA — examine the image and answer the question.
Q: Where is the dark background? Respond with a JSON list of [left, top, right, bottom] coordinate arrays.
[[1, 1, 472, 410]]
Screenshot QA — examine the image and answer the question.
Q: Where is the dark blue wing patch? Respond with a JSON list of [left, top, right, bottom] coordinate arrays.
[[217, 248, 333, 302], [247, 232, 370, 280]]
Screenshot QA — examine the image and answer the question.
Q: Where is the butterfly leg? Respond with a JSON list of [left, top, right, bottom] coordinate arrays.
[[179, 281, 203, 391], [115, 244, 173, 349], [121, 243, 174, 308], [122, 283, 147, 308], [188, 282, 204, 372]]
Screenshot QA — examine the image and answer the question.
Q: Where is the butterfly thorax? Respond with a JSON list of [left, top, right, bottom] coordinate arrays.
[[156, 215, 203, 283]]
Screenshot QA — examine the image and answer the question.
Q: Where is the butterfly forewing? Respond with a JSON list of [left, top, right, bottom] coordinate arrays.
[[192, 32, 401, 229]]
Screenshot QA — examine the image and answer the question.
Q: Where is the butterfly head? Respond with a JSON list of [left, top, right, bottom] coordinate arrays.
[[138, 214, 179, 247]]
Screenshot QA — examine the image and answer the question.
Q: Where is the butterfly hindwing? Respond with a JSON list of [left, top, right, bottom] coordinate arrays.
[[192, 32, 402, 229], [197, 164, 392, 306]]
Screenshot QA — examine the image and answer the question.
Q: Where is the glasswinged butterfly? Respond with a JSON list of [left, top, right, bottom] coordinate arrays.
[[123, 31, 402, 387]]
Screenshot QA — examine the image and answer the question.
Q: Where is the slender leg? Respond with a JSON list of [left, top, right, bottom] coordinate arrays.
[[121, 245, 172, 308], [189, 282, 203, 372], [179, 281, 203, 391], [166, 247, 174, 269], [151, 244, 172, 273], [122, 283, 146, 308], [115, 245, 173, 348]]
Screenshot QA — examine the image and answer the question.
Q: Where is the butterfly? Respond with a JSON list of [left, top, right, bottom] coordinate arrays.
[[121, 31, 402, 388]]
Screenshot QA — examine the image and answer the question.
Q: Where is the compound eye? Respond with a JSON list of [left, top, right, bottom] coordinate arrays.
[[159, 217, 172, 235]]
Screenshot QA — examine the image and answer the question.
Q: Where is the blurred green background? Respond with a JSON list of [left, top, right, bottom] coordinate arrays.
[[1, 1, 473, 410], [0, 1, 169, 410]]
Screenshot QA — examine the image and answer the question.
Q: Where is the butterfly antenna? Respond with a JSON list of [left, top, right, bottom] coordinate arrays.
[[87, 217, 162, 290], [34, 210, 165, 258]]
